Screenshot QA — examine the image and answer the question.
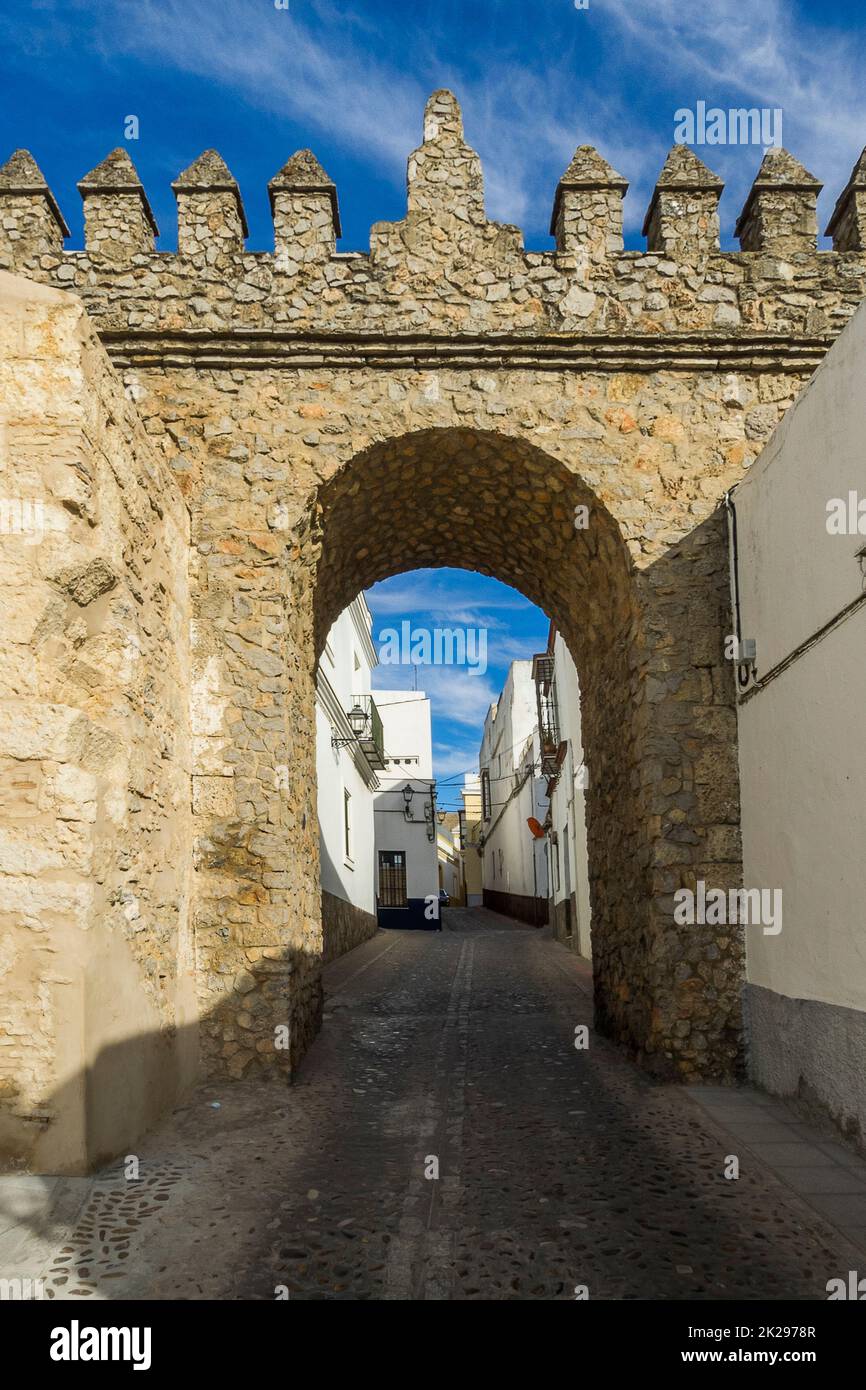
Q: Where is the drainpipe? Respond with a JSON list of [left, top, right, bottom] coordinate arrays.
[[725, 484, 754, 693], [529, 769, 539, 929]]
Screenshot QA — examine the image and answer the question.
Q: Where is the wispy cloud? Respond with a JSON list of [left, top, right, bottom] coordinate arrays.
[[367, 571, 531, 619], [1, 0, 658, 237], [102, 0, 425, 174], [432, 740, 482, 785], [604, 0, 866, 232], [2, 0, 863, 247], [366, 569, 544, 773], [374, 662, 497, 729], [96, 0, 866, 236]]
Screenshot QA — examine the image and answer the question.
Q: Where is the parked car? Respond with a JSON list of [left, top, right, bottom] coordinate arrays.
[[439, 888, 450, 909]]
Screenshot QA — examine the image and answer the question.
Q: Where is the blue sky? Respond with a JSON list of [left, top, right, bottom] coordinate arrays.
[[367, 570, 549, 811], [2, 0, 865, 252], [2, 0, 865, 792]]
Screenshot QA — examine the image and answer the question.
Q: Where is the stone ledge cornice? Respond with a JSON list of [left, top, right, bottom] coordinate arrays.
[[101, 328, 836, 374]]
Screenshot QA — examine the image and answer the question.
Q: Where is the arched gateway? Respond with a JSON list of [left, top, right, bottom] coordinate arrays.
[[2, 91, 865, 1169], [308, 426, 737, 1084]]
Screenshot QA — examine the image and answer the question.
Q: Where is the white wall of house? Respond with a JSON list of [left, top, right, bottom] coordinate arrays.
[[734, 299, 866, 1139], [374, 691, 439, 911], [461, 774, 484, 907], [376, 688, 433, 779], [546, 631, 592, 958], [315, 596, 379, 916], [479, 660, 549, 919]]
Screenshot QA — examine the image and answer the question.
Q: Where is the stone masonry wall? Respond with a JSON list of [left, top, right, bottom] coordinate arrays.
[[321, 889, 378, 965], [550, 895, 578, 948], [484, 889, 549, 928], [2, 91, 866, 1101], [0, 272, 194, 1174]]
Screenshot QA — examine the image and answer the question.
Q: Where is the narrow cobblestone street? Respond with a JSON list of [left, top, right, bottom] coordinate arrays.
[[6, 908, 866, 1302]]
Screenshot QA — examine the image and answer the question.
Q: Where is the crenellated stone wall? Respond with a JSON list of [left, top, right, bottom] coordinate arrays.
[[1, 91, 865, 347], [2, 90, 866, 1163]]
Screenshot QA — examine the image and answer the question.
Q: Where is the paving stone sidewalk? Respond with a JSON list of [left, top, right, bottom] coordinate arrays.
[[3, 908, 865, 1300]]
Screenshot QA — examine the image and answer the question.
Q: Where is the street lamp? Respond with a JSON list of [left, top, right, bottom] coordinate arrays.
[[331, 702, 368, 750], [349, 704, 367, 736]]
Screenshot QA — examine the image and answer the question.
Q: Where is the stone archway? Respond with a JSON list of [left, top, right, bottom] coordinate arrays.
[[283, 425, 745, 1084], [9, 80, 837, 1168]]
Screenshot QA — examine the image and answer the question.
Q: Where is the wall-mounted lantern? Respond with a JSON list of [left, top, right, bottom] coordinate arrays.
[[331, 702, 368, 750]]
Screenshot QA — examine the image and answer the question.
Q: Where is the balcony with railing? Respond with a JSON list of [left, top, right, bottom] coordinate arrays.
[[345, 693, 386, 770], [532, 652, 563, 780]]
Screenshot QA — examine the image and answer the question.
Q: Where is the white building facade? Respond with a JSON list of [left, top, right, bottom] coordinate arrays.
[[733, 300, 866, 1147], [374, 690, 440, 929], [479, 660, 549, 925], [460, 774, 484, 908], [533, 626, 592, 958], [437, 813, 462, 904], [316, 595, 383, 961]]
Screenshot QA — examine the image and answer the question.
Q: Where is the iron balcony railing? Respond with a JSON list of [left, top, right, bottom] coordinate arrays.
[[350, 694, 386, 770], [532, 652, 562, 778]]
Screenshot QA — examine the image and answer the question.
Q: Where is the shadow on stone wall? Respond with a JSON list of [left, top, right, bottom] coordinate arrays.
[[1, 962, 299, 1179], [616, 506, 744, 1083]]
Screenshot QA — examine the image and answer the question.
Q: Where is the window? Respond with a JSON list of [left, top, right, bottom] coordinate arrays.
[[481, 767, 491, 822], [379, 850, 407, 907], [343, 789, 352, 861]]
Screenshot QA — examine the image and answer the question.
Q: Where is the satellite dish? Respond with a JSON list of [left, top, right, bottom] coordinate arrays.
[[527, 817, 546, 839]]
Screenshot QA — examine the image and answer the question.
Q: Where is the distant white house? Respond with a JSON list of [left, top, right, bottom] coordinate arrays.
[[532, 625, 591, 958], [437, 812, 462, 904], [478, 660, 549, 925], [460, 774, 484, 908], [316, 596, 384, 961], [374, 690, 440, 929]]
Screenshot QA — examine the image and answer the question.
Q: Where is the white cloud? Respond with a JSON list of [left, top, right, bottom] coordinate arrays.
[[432, 741, 482, 783], [374, 662, 497, 728], [366, 571, 531, 619], [6, 0, 863, 245], [604, 0, 866, 232], [34, 0, 654, 237]]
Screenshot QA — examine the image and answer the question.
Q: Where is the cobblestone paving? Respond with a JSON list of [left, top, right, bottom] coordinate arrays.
[[24, 910, 866, 1300]]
